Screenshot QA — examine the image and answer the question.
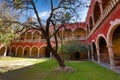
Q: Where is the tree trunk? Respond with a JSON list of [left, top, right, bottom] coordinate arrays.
[[47, 39, 65, 67], [3, 46, 7, 57], [49, 46, 65, 67]]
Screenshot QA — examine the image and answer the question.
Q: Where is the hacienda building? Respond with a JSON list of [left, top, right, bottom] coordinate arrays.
[[0, 0, 120, 71]]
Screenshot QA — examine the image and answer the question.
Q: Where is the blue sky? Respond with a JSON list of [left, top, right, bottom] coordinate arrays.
[[23, 0, 90, 22]]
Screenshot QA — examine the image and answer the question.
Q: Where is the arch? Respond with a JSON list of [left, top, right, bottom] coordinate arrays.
[[89, 16, 94, 30], [107, 18, 120, 66], [102, 0, 111, 10], [31, 46, 38, 57], [33, 30, 40, 40], [16, 46, 23, 57], [24, 46, 30, 57], [19, 33, 25, 40], [63, 29, 73, 40], [26, 32, 32, 40], [0, 46, 5, 56], [91, 41, 98, 61], [96, 34, 107, 48], [74, 28, 86, 39], [96, 34, 109, 63], [39, 45, 50, 57], [11, 47, 16, 56], [93, 1, 101, 23]]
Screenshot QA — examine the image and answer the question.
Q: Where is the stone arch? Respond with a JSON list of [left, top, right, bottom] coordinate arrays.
[[0, 46, 5, 56], [16, 46, 23, 57], [24, 46, 30, 57], [93, 1, 101, 23], [33, 30, 40, 40], [96, 34, 109, 63], [107, 18, 120, 66], [74, 28, 86, 40], [11, 47, 16, 56], [91, 40, 98, 61], [31, 46, 38, 57], [39, 45, 50, 57], [63, 29, 73, 40], [89, 16, 94, 31], [26, 32, 32, 40], [19, 33, 25, 40]]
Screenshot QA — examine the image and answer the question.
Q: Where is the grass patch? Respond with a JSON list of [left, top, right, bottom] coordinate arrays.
[[0, 59, 120, 80]]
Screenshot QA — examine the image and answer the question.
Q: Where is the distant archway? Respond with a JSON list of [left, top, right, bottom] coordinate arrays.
[[26, 32, 32, 40], [39, 46, 50, 57], [24, 47, 30, 57], [11, 47, 16, 56], [17, 47, 23, 57], [0, 46, 5, 56], [31, 46, 38, 57], [74, 28, 86, 40], [63, 29, 72, 40]]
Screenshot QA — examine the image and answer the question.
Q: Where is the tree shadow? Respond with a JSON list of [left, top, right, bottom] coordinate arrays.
[[0, 58, 55, 80]]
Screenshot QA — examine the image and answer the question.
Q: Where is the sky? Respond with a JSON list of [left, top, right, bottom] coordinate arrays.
[[22, 0, 91, 23]]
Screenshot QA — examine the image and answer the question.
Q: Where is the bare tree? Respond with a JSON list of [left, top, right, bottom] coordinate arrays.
[[0, 0, 89, 68]]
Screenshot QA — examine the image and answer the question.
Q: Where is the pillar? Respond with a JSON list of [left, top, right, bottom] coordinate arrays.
[[30, 48, 32, 57], [96, 48, 100, 63], [107, 45, 115, 70], [87, 49, 90, 60], [91, 45, 94, 61]]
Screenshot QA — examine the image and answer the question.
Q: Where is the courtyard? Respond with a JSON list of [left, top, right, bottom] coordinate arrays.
[[0, 57, 120, 80]]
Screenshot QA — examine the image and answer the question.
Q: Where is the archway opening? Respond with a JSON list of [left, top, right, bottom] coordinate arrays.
[[33, 31, 40, 41], [39, 46, 50, 57], [63, 29, 72, 40], [0, 46, 5, 56], [6, 47, 10, 56], [94, 2, 101, 23], [74, 28, 86, 40], [26, 32, 32, 40], [11, 47, 16, 56], [99, 37, 109, 64], [92, 42, 98, 61], [17, 47, 23, 57], [112, 25, 120, 66], [31, 47, 38, 57], [24, 47, 30, 57], [89, 16, 93, 31]]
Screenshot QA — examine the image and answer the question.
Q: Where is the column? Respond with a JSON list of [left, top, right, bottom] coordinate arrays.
[[91, 45, 94, 61], [30, 48, 32, 57], [22, 48, 24, 57], [96, 48, 100, 63], [107, 45, 115, 70], [87, 49, 90, 60], [37, 49, 40, 58]]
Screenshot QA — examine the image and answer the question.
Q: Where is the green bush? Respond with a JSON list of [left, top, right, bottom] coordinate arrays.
[[58, 40, 88, 60]]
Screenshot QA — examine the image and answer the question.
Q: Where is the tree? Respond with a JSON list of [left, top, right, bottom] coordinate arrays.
[[58, 40, 88, 60], [0, 0, 90, 67], [0, 2, 19, 56]]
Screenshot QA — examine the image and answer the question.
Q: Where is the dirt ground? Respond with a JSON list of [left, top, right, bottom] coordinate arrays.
[[0, 59, 38, 73]]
